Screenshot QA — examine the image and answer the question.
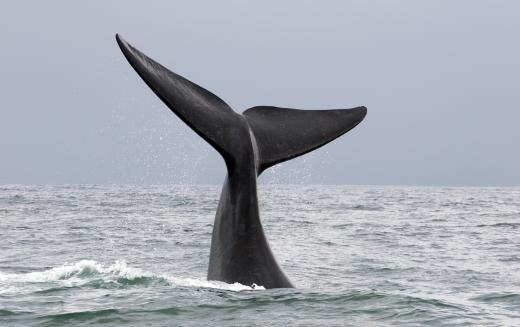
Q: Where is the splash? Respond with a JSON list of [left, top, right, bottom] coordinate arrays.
[[0, 260, 265, 292], [0, 260, 144, 283]]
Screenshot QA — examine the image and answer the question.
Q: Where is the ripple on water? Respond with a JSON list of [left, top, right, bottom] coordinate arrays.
[[1, 185, 519, 326]]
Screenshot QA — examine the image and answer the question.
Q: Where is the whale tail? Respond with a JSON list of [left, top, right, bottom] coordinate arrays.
[[243, 106, 366, 173], [116, 34, 366, 171]]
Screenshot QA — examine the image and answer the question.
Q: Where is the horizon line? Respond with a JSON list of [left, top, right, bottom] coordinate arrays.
[[1, 183, 519, 189]]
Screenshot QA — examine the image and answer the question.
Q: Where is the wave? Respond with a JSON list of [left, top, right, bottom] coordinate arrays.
[[476, 222, 520, 228], [471, 292, 520, 303], [0, 260, 264, 293]]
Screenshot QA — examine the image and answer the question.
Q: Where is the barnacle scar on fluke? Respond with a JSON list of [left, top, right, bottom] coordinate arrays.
[[116, 34, 367, 288]]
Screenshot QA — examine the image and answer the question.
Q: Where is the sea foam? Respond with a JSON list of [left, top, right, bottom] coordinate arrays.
[[0, 260, 264, 293]]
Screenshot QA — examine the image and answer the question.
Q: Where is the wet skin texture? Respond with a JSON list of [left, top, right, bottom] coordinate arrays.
[[116, 34, 367, 288]]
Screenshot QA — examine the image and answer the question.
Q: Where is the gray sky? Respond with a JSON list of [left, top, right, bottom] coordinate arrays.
[[1, 1, 519, 186]]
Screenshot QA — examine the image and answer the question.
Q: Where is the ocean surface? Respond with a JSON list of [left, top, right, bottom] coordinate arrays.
[[1, 185, 519, 326]]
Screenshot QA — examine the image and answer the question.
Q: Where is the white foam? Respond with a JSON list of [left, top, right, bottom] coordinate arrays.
[[0, 260, 144, 283], [164, 276, 265, 291], [0, 260, 264, 292]]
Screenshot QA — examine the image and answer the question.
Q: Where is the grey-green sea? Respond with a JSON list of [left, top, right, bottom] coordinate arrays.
[[1, 185, 519, 326]]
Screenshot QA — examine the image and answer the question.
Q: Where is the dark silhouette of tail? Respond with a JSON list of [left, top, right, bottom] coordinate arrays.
[[116, 34, 367, 288], [116, 34, 367, 173]]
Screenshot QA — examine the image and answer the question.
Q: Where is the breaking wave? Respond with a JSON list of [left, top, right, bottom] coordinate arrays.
[[0, 260, 264, 293]]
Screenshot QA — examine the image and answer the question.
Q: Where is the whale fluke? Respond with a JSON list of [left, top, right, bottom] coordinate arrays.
[[116, 34, 241, 161], [116, 34, 367, 288], [244, 106, 366, 173]]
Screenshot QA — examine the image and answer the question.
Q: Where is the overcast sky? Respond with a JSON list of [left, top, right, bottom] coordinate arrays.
[[1, 1, 519, 186]]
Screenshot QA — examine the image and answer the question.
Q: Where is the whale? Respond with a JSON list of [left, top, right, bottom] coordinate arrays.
[[116, 34, 367, 289]]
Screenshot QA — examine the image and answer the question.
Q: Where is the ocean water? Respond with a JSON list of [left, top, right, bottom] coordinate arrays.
[[0, 185, 519, 326]]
